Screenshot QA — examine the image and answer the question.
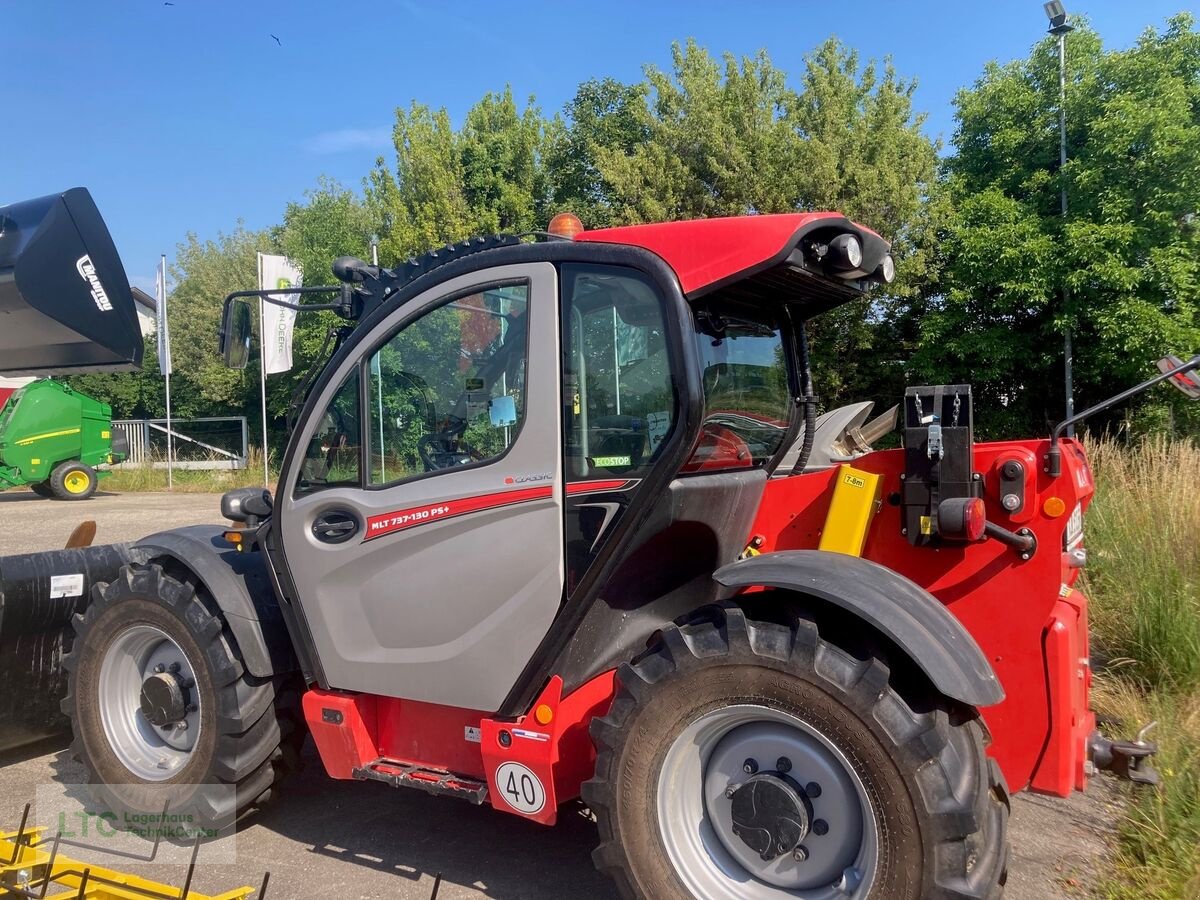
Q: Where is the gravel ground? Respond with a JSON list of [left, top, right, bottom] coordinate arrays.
[[0, 488, 1119, 898]]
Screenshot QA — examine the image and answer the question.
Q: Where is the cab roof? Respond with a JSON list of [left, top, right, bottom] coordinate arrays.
[[576, 212, 890, 302]]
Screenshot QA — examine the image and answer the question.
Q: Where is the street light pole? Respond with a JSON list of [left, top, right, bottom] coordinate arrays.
[[1045, 1, 1075, 435]]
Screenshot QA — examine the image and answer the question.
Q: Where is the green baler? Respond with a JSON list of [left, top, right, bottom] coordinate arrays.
[[0, 379, 128, 499]]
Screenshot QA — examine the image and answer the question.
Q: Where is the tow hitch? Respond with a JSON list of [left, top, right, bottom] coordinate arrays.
[[1089, 722, 1160, 787]]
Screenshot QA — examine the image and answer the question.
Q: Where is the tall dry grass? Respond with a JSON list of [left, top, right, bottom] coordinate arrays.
[[103, 448, 275, 494], [1083, 438, 1200, 898], [1085, 438, 1200, 692]]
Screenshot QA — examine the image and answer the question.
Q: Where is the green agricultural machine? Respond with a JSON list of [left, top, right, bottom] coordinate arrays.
[[0, 379, 128, 499]]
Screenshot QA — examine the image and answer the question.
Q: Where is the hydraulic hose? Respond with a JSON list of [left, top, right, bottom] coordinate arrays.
[[791, 321, 818, 475]]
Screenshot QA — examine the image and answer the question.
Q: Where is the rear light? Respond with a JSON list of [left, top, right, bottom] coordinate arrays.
[[937, 497, 987, 542]]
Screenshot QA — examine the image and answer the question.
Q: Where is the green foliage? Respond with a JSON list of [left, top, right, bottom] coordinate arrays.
[[923, 14, 1200, 437], [368, 87, 547, 261], [1084, 439, 1200, 899], [167, 225, 275, 420]]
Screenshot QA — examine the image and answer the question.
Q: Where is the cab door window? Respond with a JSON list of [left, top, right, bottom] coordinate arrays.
[[295, 370, 362, 495], [366, 283, 529, 485], [562, 265, 675, 480]]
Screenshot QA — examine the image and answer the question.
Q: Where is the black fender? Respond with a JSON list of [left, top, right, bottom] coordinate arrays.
[[133, 525, 297, 678], [714, 550, 1003, 708]]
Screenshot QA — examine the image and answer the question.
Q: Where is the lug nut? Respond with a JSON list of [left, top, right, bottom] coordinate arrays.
[[743, 758, 758, 775], [154, 664, 165, 674], [186, 703, 198, 713], [168, 662, 181, 674], [177, 721, 188, 731], [813, 819, 829, 836], [806, 781, 822, 799], [776, 757, 792, 773], [793, 845, 809, 862], [724, 785, 736, 799]]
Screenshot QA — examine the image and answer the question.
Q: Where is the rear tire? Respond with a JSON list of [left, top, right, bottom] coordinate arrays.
[[583, 605, 1008, 900], [61, 563, 304, 828], [49, 461, 97, 500], [29, 481, 54, 498]]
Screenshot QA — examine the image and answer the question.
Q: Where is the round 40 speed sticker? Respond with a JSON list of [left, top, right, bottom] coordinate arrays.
[[495, 762, 546, 815]]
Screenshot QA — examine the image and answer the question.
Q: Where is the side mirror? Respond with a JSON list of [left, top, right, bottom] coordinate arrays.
[[221, 487, 273, 524], [219, 297, 254, 369], [1157, 355, 1200, 400]]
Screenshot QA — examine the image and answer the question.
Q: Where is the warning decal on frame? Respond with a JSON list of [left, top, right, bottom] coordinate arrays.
[[495, 761, 546, 815]]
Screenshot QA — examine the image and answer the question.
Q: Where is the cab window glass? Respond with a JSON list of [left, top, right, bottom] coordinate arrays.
[[367, 284, 529, 485], [562, 265, 675, 479], [688, 305, 792, 471], [296, 370, 361, 494]]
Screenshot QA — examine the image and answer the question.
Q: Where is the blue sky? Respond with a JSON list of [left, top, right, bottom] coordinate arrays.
[[4, 1, 1189, 293]]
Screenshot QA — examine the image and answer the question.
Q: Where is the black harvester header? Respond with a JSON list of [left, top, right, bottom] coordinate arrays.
[[0, 187, 143, 376]]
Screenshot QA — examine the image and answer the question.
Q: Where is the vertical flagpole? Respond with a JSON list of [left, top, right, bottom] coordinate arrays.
[[258, 253, 270, 487], [160, 255, 174, 490]]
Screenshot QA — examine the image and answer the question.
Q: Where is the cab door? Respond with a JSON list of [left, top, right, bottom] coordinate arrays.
[[275, 264, 562, 711]]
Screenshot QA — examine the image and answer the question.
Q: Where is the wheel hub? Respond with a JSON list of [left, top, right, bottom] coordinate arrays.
[[97, 625, 201, 781], [728, 773, 810, 861], [139, 671, 189, 727]]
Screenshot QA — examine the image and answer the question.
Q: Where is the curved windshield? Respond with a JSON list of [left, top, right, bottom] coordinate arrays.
[[688, 304, 792, 471]]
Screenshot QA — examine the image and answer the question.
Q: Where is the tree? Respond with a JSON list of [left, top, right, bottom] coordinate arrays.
[[574, 39, 939, 409], [166, 225, 275, 422], [368, 88, 548, 261], [921, 14, 1200, 437]]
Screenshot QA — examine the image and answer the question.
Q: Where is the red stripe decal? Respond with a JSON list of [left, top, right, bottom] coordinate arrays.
[[566, 479, 638, 496], [364, 485, 553, 542]]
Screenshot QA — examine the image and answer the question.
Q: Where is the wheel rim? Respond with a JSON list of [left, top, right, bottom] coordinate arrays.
[[657, 704, 878, 900], [97, 625, 201, 781], [64, 470, 90, 494]]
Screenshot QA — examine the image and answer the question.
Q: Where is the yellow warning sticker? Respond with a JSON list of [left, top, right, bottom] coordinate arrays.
[[101, 430, 110, 439], [920, 515, 934, 535], [842, 472, 866, 489]]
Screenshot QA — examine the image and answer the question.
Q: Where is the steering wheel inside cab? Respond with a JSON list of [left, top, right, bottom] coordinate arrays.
[[418, 417, 483, 471]]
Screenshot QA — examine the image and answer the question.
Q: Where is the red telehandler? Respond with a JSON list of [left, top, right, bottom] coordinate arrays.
[[4, 190, 1197, 899]]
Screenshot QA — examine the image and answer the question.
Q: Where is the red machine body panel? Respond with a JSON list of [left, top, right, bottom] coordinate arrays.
[[577, 212, 846, 296], [747, 437, 1095, 796]]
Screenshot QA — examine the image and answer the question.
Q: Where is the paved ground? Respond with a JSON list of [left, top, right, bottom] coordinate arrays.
[[0, 489, 225, 553], [0, 488, 1119, 898]]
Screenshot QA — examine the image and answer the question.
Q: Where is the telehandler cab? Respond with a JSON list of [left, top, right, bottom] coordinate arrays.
[[27, 202, 1195, 899]]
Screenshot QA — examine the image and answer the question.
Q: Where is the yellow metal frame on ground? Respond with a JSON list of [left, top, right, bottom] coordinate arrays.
[[0, 824, 259, 899]]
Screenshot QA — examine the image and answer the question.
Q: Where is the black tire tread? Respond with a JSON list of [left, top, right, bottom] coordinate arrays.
[[582, 604, 1008, 900], [61, 563, 304, 825]]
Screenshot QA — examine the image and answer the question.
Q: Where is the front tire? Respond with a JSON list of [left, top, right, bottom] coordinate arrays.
[[49, 461, 97, 500], [29, 481, 54, 498], [61, 564, 303, 828], [583, 605, 1008, 899]]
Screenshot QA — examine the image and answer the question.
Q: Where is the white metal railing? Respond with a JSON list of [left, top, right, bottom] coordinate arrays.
[[111, 416, 249, 470]]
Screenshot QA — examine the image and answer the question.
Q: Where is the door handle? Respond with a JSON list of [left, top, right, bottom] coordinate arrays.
[[312, 510, 359, 544]]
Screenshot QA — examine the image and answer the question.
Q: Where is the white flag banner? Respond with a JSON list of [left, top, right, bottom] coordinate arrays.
[[258, 254, 303, 375], [155, 256, 172, 375]]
